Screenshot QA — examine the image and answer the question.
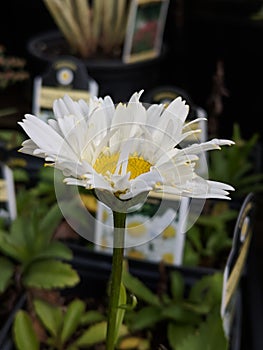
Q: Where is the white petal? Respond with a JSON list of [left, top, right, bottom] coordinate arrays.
[[110, 173, 131, 191], [63, 178, 87, 187], [18, 90, 236, 209], [19, 115, 75, 160], [53, 94, 87, 120], [119, 170, 160, 200], [183, 139, 235, 156], [207, 180, 235, 192], [146, 104, 164, 126], [183, 117, 207, 129], [162, 97, 189, 124], [128, 90, 144, 103]]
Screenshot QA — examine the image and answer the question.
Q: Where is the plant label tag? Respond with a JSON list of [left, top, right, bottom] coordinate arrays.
[[221, 193, 255, 338], [32, 56, 98, 121], [123, 0, 170, 63], [94, 194, 189, 266], [0, 163, 17, 222]]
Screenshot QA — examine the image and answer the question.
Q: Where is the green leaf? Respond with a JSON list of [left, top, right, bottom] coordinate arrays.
[[67, 345, 78, 350], [167, 322, 195, 350], [0, 256, 15, 292], [10, 216, 31, 246], [181, 301, 210, 314], [128, 306, 163, 331], [161, 304, 201, 324], [206, 232, 232, 256], [189, 273, 223, 309], [74, 322, 127, 348], [182, 241, 200, 266], [13, 310, 40, 350], [81, 310, 105, 325], [33, 298, 63, 338], [187, 226, 203, 252], [4, 212, 48, 263], [61, 299, 86, 343], [114, 282, 127, 344], [176, 311, 228, 350], [208, 123, 262, 198], [39, 203, 63, 241], [33, 241, 73, 261], [22, 260, 80, 289], [237, 173, 263, 186], [74, 321, 107, 347], [170, 271, 184, 301], [122, 270, 160, 306], [0, 230, 29, 262], [13, 168, 30, 182]]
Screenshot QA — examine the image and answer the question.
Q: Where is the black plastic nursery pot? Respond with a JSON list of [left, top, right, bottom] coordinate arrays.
[[68, 243, 218, 293], [27, 30, 167, 103], [0, 248, 242, 350]]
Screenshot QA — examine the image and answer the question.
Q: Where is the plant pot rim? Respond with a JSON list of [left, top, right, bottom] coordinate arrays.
[[27, 30, 167, 70]]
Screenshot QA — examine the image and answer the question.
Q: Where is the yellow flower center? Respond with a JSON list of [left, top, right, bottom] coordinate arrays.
[[93, 152, 152, 179]]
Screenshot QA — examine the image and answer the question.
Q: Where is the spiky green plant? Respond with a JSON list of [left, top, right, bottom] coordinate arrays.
[[0, 202, 79, 295], [208, 123, 263, 198], [122, 268, 228, 350], [43, 0, 131, 59]]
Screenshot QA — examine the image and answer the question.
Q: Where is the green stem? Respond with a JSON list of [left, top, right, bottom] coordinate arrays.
[[106, 211, 126, 350]]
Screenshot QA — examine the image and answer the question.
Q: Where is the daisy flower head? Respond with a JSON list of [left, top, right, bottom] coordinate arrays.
[[18, 90, 235, 240]]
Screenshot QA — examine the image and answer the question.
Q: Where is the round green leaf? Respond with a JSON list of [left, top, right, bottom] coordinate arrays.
[[22, 260, 80, 289]]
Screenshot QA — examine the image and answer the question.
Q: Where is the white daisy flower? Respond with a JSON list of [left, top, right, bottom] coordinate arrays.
[[18, 90, 235, 212]]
